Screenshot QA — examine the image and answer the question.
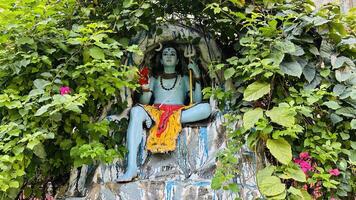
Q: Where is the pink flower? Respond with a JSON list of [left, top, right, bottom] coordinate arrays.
[[294, 158, 313, 173], [328, 169, 340, 176], [299, 161, 314, 173], [60, 86, 71, 95], [299, 152, 310, 160], [330, 198, 336, 200], [294, 158, 303, 164]]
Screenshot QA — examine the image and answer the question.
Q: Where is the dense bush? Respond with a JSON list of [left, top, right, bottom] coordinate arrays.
[[0, 0, 147, 198], [205, 1, 356, 199]]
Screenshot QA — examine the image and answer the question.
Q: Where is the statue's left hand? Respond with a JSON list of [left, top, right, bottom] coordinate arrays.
[[138, 66, 150, 85], [188, 62, 200, 78]]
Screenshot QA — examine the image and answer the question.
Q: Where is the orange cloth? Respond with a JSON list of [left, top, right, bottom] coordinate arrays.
[[143, 104, 190, 153]]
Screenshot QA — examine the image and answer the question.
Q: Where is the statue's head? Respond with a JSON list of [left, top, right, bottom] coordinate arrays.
[[160, 46, 179, 68]]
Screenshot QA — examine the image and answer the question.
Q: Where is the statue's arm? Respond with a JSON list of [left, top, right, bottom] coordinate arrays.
[[184, 76, 202, 103], [194, 80, 202, 103], [139, 77, 155, 104]]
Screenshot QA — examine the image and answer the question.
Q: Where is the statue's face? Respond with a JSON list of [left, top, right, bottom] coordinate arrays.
[[161, 47, 179, 67]]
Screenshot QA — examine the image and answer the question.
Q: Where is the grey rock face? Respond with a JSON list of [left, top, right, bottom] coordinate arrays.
[[61, 114, 260, 200]]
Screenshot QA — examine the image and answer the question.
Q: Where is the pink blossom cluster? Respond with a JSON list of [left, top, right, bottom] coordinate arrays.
[[60, 86, 71, 95], [328, 168, 340, 176], [293, 152, 341, 199], [294, 152, 314, 173]]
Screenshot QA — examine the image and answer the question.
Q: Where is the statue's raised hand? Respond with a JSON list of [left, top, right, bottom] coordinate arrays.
[[187, 62, 200, 78], [138, 66, 150, 86]]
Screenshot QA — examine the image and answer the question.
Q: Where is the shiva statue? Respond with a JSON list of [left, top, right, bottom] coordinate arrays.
[[116, 44, 211, 182]]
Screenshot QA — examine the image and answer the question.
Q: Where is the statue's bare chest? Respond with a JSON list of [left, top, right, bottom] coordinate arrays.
[[152, 75, 187, 104]]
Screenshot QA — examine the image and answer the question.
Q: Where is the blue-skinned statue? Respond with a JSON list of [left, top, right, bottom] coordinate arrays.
[[116, 45, 211, 182]]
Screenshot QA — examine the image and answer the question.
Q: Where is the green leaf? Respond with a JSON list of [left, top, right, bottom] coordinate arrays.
[[224, 68, 235, 80], [302, 64, 316, 83], [259, 175, 285, 196], [336, 107, 356, 118], [257, 166, 276, 183], [29, 89, 44, 97], [289, 187, 312, 200], [275, 40, 295, 54], [313, 16, 329, 26], [339, 38, 356, 46], [333, 84, 346, 96], [5, 101, 22, 109], [89, 46, 105, 60], [322, 101, 341, 110], [280, 60, 303, 77], [141, 3, 150, 9], [134, 9, 144, 17], [290, 45, 304, 56], [323, 181, 338, 189], [308, 46, 319, 55], [41, 72, 53, 78], [17, 37, 35, 45], [330, 113, 343, 124], [265, 106, 296, 127], [240, 37, 252, 46], [332, 56, 355, 69], [9, 181, 19, 188], [243, 81, 270, 101], [283, 166, 306, 182], [269, 50, 284, 65], [350, 150, 356, 163], [128, 44, 142, 54], [320, 40, 333, 59], [351, 119, 356, 129], [288, 186, 303, 197], [19, 59, 30, 67], [33, 143, 46, 159], [34, 104, 51, 116], [269, 190, 286, 199], [266, 138, 292, 165], [243, 108, 264, 130], [123, 0, 134, 8], [335, 67, 352, 82], [27, 139, 40, 150], [65, 103, 82, 113], [256, 165, 285, 196], [340, 132, 350, 140], [320, 69, 330, 77], [12, 145, 25, 155], [34, 79, 51, 89]]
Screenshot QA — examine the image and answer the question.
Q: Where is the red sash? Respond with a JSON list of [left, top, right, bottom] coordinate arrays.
[[153, 104, 184, 137]]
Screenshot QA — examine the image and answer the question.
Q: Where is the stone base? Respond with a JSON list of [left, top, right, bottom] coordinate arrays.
[[60, 114, 261, 200], [65, 179, 238, 200]]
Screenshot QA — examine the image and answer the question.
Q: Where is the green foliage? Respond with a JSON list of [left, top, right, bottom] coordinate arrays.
[[257, 166, 286, 198], [266, 138, 292, 165], [243, 81, 271, 101], [203, 0, 355, 199], [0, 0, 155, 198]]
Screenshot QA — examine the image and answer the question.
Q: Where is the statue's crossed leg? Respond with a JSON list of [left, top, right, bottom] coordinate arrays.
[[116, 103, 211, 182]]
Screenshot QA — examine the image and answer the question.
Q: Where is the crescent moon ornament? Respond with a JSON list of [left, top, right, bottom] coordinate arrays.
[[155, 42, 163, 52]]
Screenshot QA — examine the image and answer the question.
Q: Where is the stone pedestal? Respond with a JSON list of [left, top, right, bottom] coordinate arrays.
[[60, 114, 260, 200]]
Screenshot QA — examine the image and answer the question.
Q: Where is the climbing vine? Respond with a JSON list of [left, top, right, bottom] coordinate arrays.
[[0, 0, 157, 198], [205, 1, 355, 199]]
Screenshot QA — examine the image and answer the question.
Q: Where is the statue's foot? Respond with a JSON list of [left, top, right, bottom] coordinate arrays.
[[115, 169, 138, 183]]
